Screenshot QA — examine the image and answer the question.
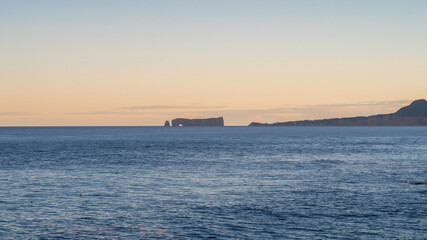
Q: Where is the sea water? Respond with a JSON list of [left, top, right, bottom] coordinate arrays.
[[0, 127, 426, 239]]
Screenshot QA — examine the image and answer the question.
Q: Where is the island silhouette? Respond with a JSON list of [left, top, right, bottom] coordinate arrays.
[[249, 99, 427, 126], [164, 117, 224, 126]]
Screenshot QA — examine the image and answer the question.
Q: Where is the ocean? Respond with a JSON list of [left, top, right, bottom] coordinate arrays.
[[0, 127, 426, 239]]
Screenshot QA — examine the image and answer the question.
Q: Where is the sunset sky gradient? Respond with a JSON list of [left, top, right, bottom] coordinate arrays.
[[1, 0, 426, 125]]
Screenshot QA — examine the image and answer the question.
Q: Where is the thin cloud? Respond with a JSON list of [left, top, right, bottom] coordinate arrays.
[[177, 99, 412, 115], [276, 100, 412, 108], [119, 105, 227, 110], [0, 112, 34, 116], [66, 111, 139, 115], [69, 100, 411, 116]]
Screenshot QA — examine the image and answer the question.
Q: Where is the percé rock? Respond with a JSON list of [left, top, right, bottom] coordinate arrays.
[[249, 99, 427, 126], [166, 117, 224, 126], [164, 120, 170, 127]]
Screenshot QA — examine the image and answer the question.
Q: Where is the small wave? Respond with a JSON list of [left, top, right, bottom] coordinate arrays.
[[406, 181, 427, 185]]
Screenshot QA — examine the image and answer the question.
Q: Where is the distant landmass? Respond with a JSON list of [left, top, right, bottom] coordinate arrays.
[[164, 117, 224, 126], [249, 99, 427, 126]]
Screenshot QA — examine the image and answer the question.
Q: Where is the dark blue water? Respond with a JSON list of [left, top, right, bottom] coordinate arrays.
[[0, 127, 426, 239]]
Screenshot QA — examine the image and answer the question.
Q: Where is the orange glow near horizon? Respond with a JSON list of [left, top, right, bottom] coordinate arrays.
[[1, 1, 426, 126]]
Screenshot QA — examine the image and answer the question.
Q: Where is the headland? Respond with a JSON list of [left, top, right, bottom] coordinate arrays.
[[249, 99, 427, 126]]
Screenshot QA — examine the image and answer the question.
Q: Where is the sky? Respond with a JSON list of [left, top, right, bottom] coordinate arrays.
[[1, 0, 426, 126]]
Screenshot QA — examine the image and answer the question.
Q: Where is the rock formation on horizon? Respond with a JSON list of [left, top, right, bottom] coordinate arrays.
[[164, 117, 224, 126], [249, 99, 427, 126]]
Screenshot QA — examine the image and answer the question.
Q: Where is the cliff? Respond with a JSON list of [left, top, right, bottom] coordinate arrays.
[[249, 99, 427, 126], [165, 117, 224, 126]]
